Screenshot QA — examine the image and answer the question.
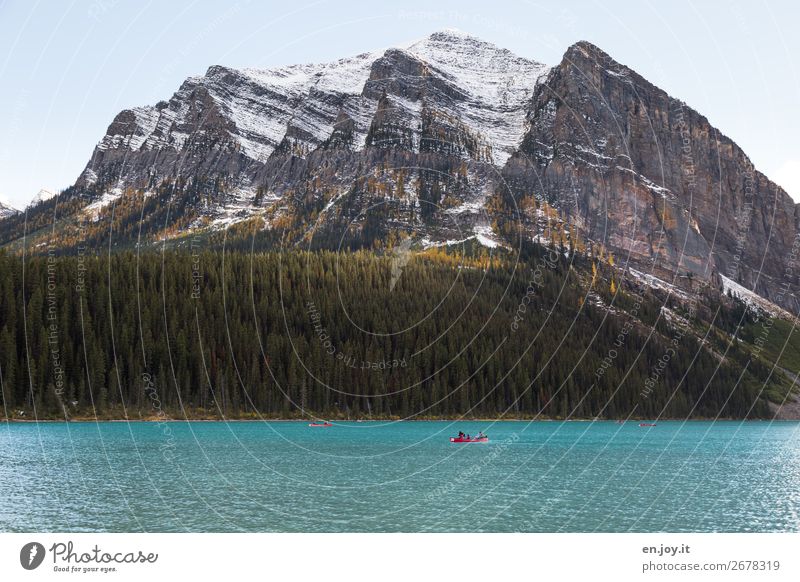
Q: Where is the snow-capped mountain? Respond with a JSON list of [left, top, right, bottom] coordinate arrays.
[[405, 29, 549, 164], [28, 189, 57, 207], [0, 197, 18, 219], [5, 30, 800, 312], [80, 30, 546, 180], [65, 29, 550, 248]]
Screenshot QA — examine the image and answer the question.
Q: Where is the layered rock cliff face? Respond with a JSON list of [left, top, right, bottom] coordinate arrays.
[[60, 30, 546, 247], [3, 30, 798, 309], [503, 41, 799, 306]]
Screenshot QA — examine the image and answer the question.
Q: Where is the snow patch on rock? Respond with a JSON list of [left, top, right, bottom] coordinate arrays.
[[720, 274, 789, 318], [85, 188, 123, 221], [627, 267, 689, 299], [406, 29, 550, 164]]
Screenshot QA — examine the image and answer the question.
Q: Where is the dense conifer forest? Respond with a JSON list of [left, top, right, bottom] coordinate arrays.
[[0, 244, 786, 420]]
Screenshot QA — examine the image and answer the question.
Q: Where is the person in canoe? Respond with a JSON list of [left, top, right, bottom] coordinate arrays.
[[458, 431, 466, 438]]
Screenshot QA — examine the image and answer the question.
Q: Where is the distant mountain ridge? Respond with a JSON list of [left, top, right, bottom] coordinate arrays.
[[2, 29, 798, 313], [0, 200, 17, 219]]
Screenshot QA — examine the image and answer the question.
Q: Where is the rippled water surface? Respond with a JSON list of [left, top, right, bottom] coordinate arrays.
[[1, 420, 799, 532]]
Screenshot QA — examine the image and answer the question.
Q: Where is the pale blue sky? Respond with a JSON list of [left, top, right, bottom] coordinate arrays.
[[1, 0, 799, 208]]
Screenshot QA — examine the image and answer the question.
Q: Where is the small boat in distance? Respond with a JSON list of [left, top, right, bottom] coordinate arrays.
[[450, 431, 488, 443], [639, 422, 657, 427], [308, 421, 332, 427]]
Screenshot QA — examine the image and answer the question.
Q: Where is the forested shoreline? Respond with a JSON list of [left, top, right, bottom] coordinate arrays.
[[0, 247, 780, 421]]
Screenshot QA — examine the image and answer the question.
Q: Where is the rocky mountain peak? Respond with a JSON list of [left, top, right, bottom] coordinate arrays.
[[0, 198, 19, 219], [563, 39, 609, 60], [5, 31, 797, 314], [407, 28, 525, 62]]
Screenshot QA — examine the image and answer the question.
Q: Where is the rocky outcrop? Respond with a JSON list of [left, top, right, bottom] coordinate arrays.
[[503, 41, 800, 308]]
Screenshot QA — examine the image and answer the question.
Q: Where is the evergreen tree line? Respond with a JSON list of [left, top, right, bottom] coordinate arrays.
[[0, 247, 773, 420]]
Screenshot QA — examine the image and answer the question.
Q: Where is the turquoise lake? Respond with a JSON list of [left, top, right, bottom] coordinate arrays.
[[1, 420, 799, 532]]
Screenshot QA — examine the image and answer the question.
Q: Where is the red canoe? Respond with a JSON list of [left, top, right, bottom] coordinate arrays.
[[450, 436, 488, 443], [308, 422, 332, 427]]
